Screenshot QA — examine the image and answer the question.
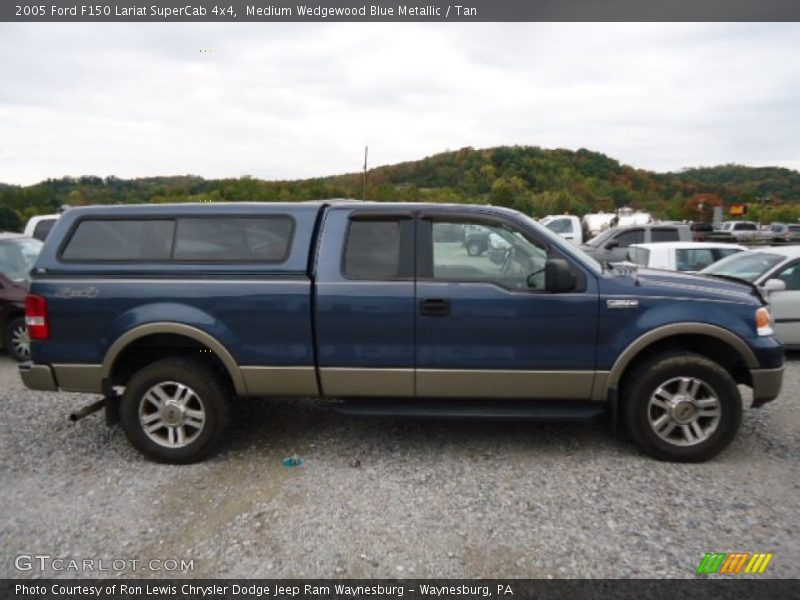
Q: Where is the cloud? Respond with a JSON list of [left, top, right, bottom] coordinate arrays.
[[1, 22, 799, 184]]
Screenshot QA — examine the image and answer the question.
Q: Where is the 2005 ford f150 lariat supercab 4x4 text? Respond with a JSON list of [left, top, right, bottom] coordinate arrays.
[[19, 202, 784, 463]]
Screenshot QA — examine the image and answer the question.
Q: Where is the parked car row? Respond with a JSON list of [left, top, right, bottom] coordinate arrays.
[[0, 233, 43, 361]]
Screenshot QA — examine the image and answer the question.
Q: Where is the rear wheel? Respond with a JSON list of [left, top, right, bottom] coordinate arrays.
[[120, 358, 229, 464], [622, 352, 742, 462], [4, 317, 30, 362], [466, 241, 483, 256]]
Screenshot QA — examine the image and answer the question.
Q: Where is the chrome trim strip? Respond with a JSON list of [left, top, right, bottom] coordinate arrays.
[[319, 368, 414, 397], [603, 294, 749, 306], [416, 369, 597, 400], [52, 364, 103, 394], [240, 366, 319, 397]]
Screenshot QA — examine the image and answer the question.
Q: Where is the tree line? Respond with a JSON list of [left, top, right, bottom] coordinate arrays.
[[1, 146, 799, 231]]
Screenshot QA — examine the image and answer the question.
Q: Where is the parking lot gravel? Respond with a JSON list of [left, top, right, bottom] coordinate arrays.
[[1, 353, 798, 579]]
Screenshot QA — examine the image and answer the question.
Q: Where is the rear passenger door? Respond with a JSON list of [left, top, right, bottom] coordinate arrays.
[[314, 209, 416, 397]]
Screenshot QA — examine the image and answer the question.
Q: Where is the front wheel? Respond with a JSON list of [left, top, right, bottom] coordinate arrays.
[[622, 352, 742, 462], [120, 358, 230, 464], [4, 317, 31, 362]]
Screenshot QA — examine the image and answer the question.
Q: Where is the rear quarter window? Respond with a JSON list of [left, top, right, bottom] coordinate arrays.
[[173, 217, 293, 262], [650, 228, 680, 242], [61, 216, 294, 263], [61, 219, 175, 261]]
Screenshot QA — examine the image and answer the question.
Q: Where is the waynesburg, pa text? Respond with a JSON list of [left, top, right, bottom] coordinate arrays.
[[16, 583, 513, 598]]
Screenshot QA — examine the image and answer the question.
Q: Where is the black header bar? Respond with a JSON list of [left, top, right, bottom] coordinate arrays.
[[4, 0, 800, 22]]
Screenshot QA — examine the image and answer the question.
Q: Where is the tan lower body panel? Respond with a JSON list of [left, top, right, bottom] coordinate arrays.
[[319, 368, 414, 397], [52, 364, 104, 394], [417, 369, 599, 399], [240, 366, 319, 397], [319, 368, 603, 400]]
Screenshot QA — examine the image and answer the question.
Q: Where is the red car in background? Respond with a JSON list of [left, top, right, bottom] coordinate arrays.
[[0, 233, 43, 361]]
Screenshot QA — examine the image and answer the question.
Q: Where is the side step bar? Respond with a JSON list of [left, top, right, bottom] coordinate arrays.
[[328, 399, 607, 422]]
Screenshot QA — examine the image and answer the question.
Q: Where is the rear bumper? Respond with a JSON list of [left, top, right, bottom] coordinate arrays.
[[750, 366, 784, 407], [19, 362, 58, 392]]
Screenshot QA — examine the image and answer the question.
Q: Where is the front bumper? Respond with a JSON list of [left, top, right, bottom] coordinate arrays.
[[750, 366, 784, 407], [19, 362, 58, 392]]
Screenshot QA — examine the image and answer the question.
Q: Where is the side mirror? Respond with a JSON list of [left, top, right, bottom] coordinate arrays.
[[763, 278, 787, 293], [605, 240, 619, 250], [544, 258, 577, 293]]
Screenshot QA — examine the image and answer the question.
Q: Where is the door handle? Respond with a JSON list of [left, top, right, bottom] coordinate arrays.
[[420, 298, 451, 317]]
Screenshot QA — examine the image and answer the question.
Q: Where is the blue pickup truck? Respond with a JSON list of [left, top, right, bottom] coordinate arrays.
[[19, 202, 784, 463]]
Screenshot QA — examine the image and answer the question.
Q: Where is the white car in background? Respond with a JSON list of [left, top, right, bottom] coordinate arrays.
[[23, 214, 60, 241], [700, 245, 800, 349], [626, 242, 746, 273], [540, 215, 583, 245]]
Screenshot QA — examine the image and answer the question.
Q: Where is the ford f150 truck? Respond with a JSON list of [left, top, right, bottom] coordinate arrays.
[[19, 202, 784, 464]]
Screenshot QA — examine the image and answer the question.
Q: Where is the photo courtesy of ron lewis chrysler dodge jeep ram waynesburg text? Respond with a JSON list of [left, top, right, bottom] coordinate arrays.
[[19, 202, 784, 464]]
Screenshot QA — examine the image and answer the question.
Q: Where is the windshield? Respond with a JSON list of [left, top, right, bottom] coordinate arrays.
[[700, 251, 784, 282], [0, 238, 43, 282]]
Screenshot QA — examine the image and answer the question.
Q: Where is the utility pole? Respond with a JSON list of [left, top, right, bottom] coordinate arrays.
[[363, 146, 368, 202]]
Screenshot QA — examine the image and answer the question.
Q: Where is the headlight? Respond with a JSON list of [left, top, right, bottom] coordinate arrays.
[[756, 307, 774, 336]]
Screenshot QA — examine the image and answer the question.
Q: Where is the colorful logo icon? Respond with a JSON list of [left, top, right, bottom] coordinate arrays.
[[696, 552, 773, 574]]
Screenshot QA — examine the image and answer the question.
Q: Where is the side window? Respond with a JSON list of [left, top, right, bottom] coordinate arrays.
[[676, 248, 715, 272], [651, 228, 680, 243], [33, 219, 56, 241], [173, 217, 293, 262], [431, 220, 549, 290], [775, 262, 800, 291], [614, 229, 644, 248], [715, 247, 742, 260], [545, 219, 572, 234], [62, 220, 175, 261], [343, 219, 412, 280], [627, 247, 650, 267]]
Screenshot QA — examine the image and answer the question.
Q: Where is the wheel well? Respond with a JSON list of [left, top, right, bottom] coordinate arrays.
[[617, 334, 752, 393], [108, 333, 235, 393]]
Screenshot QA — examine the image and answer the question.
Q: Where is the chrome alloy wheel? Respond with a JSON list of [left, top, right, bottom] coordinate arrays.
[[11, 322, 30, 361], [648, 376, 721, 446], [138, 382, 206, 448]]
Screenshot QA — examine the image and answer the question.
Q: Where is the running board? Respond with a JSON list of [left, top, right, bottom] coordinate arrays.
[[328, 399, 606, 422]]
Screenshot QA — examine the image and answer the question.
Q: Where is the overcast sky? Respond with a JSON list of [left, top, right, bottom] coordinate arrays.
[[1, 22, 799, 185]]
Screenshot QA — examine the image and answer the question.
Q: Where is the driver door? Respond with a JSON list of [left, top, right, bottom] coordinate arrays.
[[414, 213, 599, 399]]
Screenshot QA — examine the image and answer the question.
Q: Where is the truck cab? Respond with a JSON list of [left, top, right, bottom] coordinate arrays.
[[20, 202, 784, 464]]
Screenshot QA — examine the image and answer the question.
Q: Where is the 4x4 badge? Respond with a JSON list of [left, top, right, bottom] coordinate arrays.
[[607, 299, 639, 309]]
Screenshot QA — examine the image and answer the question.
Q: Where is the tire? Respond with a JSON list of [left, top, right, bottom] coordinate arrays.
[[622, 352, 742, 462], [466, 242, 482, 257], [120, 358, 230, 464], [4, 317, 31, 362]]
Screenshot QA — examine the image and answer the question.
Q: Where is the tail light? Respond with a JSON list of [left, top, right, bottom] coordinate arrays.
[[25, 294, 50, 340]]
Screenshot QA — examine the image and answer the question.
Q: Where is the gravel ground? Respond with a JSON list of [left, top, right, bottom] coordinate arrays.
[[1, 353, 798, 579]]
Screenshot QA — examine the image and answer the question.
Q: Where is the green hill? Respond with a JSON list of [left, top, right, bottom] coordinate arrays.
[[1, 146, 798, 231]]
